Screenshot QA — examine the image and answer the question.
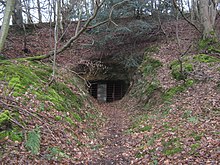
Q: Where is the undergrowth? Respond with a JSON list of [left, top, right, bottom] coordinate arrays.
[[0, 60, 101, 157]]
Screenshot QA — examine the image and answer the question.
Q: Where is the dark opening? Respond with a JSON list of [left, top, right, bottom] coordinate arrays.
[[89, 80, 128, 103]]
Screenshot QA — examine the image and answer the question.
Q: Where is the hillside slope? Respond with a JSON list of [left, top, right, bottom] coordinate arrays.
[[0, 60, 102, 164], [0, 17, 219, 164]]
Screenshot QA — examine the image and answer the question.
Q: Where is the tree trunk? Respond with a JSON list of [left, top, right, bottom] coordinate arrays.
[[37, 0, 42, 23], [199, 0, 217, 39], [191, 0, 199, 22], [12, 0, 23, 26], [0, 0, 15, 52]]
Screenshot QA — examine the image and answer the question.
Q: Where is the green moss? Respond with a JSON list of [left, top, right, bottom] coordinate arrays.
[[147, 133, 162, 146], [145, 45, 159, 54], [65, 117, 75, 126], [141, 56, 162, 76], [50, 82, 82, 111], [139, 125, 152, 132], [198, 39, 212, 50], [162, 80, 194, 101], [190, 143, 200, 155], [0, 110, 11, 126], [162, 138, 182, 156], [46, 147, 69, 160], [144, 81, 159, 96], [9, 128, 23, 142], [55, 116, 62, 121], [163, 147, 182, 156], [0, 131, 9, 140], [71, 112, 82, 122], [170, 60, 193, 81], [190, 132, 203, 141], [193, 54, 220, 63], [1, 61, 84, 113], [163, 85, 183, 101], [0, 127, 23, 142]]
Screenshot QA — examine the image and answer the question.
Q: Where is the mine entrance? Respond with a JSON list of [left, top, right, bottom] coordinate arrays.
[[89, 80, 127, 103]]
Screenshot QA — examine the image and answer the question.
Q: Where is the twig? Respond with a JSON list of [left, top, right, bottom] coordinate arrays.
[[10, 118, 25, 129], [44, 123, 59, 143], [0, 99, 43, 121], [75, 8, 83, 36]]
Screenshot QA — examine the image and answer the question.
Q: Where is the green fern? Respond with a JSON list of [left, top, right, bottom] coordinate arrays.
[[25, 127, 41, 155]]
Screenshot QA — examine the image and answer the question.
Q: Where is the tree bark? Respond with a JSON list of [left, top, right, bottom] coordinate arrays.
[[199, 0, 217, 39], [37, 0, 42, 23], [12, 0, 23, 26], [0, 0, 15, 52]]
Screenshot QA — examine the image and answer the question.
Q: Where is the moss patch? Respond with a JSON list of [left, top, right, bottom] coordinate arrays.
[[162, 138, 182, 156], [0, 61, 92, 144], [162, 79, 194, 101], [140, 56, 162, 76], [170, 59, 193, 81], [193, 54, 220, 63]]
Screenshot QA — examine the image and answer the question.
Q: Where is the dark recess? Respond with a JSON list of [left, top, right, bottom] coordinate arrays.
[[89, 80, 129, 103]]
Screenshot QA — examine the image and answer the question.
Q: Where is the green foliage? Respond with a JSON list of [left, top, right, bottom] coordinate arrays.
[[55, 115, 62, 121], [141, 56, 162, 76], [162, 79, 194, 101], [0, 54, 7, 60], [0, 110, 23, 141], [190, 132, 203, 141], [142, 81, 160, 97], [0, 131, 9, 140], [0, 110, 11, 127], [8, 128, 23, 142], [188, 116, 199, 124], [71, 112, 82, 122], [190, 143, 200, 155], [193, 54, 220, 63], [0, 61, 84, 124], [170, 60, 193, 81], [50, 82, 82, 111], [46, 147, 69, 160], [162, 138, 182, 156], [147, 133, 162, 146], [25, 127, 41, 155], [163, 147, 182, 156], [139, 125, 152, 132], [65, 117, 75, 126], [198, 38, 218, 50]]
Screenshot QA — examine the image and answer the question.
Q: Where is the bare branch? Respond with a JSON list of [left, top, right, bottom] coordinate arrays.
[[172, 0, 201, 33], [109, 0, 129, 26], [75, 8, 83, 36]]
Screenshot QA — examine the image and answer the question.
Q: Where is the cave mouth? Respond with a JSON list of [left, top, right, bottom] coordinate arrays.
[[88, 80, 129, 103]]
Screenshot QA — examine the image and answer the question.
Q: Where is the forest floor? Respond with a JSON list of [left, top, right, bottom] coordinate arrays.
[[88, 102, 134, 164]]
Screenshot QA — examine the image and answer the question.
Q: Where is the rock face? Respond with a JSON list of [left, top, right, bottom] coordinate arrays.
[[75, 55, 137, 102]]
